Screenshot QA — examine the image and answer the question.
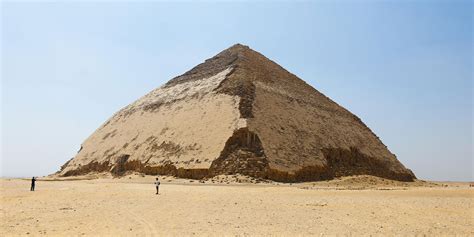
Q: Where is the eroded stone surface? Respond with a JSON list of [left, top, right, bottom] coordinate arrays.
[[60, 67, 245, 175]]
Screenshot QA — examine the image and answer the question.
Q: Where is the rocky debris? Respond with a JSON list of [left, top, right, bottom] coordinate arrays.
[[297, 175, 440, 190], [203, 174, 272, 184], [209, 128, 267, 177]]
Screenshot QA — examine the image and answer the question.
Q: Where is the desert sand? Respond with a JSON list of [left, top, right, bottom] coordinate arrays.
[[1, 175, 472, 236]]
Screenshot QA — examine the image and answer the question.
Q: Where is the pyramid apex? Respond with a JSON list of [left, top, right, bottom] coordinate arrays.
[[219, 43, 255, 55], [228, 43, 250, 49]]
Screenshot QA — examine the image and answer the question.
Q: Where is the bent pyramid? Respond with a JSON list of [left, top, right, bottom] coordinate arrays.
[[58, 44, 415, 182]]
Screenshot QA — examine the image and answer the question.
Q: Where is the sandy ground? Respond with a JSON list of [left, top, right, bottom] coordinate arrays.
[[1, 175, 472, 236]]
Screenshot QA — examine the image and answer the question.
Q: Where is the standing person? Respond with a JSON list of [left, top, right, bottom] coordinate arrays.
[[30, 177, 36, 191], [155, 178, 160, 195]]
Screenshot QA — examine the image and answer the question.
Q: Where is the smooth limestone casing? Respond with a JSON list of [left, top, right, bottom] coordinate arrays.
[[249, 81, 406, 174], [60, 68, 246, 175]]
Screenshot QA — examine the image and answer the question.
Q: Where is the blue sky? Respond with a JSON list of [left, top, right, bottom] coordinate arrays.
[[1, 1, 472, 181]]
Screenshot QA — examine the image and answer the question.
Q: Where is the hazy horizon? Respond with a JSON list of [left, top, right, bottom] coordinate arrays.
[[1, 1, 472, 181]]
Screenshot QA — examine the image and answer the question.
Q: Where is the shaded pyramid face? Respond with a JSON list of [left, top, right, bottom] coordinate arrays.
[[58, 44, 415, 182]]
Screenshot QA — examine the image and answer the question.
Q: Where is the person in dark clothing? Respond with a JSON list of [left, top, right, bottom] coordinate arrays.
[[155, 178, 160, 195], [30, 177, 36, 191]]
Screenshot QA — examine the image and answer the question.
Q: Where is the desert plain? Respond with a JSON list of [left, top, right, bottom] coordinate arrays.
[[1, 174, 472, 236]]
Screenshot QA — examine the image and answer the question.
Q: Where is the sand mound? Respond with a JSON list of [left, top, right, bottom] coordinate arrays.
[[301, 175, 440, 190]]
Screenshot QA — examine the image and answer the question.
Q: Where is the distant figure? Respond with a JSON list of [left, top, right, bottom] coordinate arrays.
[[30, 177, 36, 191], [155, 178, 160, 195]]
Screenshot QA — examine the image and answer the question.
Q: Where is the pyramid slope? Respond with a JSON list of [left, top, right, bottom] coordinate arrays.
[[58, 44, 415, 182]]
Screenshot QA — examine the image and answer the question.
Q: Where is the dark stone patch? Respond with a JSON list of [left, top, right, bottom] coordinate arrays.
[[164, 47, 239, 87], [62, 159, 209, 180], [143, 101, 164, 112], [62, 161, 111, 177], [144, 136, 200, 159], [217, 78, 255, 118], [111, 154, 130, 176], [102, 129, 118, 140], [265, 147, 416, 182], [321, 147, 416, 182], [209, 128, 268, 176]]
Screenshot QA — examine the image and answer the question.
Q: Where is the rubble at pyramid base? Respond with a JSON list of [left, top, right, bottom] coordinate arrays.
[[60, 158, 414, 183], [60, 131, 414, 182]]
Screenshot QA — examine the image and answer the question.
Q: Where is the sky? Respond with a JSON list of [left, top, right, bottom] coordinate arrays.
[[1, 0, 472, 181]]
